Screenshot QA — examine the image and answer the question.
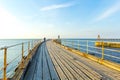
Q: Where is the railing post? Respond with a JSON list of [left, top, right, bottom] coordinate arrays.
[[22, 43, 24, 59], [32, 40, 33, 49], [102, 41, 104, 59], [28, 42, 30, 54], [3, 48, 7, 80], [87, 40, 88, 54], [21, 43, 24, 69]]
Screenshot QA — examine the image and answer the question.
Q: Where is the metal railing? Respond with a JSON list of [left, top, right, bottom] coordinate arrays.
[[62, 39, 120, 63], [0, 39, 41, 80]]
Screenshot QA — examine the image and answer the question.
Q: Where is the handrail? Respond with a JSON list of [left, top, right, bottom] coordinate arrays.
[[104, 54, 120, 60], [62, 39, 120, 63], [0, 41, 30, 50], [63, 40, 120, 53], [6, 64, 18, 78], [7, 54, 21, 66], [64, 39, 120, 43], [0, 39, 41, 80]]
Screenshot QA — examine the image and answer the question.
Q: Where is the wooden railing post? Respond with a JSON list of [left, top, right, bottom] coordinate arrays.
[[22, 43, 24, 59], [3, 48, 7, 80], [21, 43, 24, 69], [102, 41, 104, 59], [32, 40, 34, 49], [28, 42, 30, 54]]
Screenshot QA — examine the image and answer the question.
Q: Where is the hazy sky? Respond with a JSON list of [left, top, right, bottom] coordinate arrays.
[[0, 0, 120, 39]]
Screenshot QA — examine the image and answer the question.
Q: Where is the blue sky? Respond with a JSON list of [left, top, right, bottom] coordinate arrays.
[[0, 0, 120, 39]]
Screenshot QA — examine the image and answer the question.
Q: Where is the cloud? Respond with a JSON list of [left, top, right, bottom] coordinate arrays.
[[40, 2, 75, 11], [96, 1, 120, 22]]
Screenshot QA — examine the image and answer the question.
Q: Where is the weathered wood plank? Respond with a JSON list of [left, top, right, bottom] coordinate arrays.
[[60, 46, 120, 79], [44, 44, 59, 80], [54, 50, 84, 80], [33, 46, 42, 80], [51, 48, 75, 80], [42, 46, 51, 80], [58, 51, 102, 80], [49, 42, 100, 80], [57, 51, 91, 80], [46, 40, 120, 80], [48, 49, 67, 80], [22, 42, 59, 80]]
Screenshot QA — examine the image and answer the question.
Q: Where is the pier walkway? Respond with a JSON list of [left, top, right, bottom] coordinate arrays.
[[22, 40, 120, 80], [22, 42, 59, 80]]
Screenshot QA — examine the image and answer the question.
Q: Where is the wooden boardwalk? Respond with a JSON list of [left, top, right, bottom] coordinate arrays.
[[22, 41, 120, 80], [47, 41, 120, 80], [22, 42, 59, 80]]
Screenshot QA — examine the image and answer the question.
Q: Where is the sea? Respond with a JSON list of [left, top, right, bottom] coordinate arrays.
[[0, 39, 40, 78], [0, 39, 120, 79]]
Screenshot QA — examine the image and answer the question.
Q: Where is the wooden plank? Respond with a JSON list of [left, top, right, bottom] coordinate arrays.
[[57, 51, 91, 80], [49, 50, 66, 79], [23, 46, 41, 80], [59, 51, 102, 80], [53, 43, 101, 80], [32, 46, 42, 80], [47, 42, 85, 80], [44, 45, 59, 80], [51, 48, 74, 80], [23, 42, 60, 80], [61, 47, 120, 79], [47, 42, 92, 80], [54, 49, 84, 80], [53, 41, 120, 80], [42, 45, 51, 80], [48, 49, 67, 80], [44, 41, 120, 80]]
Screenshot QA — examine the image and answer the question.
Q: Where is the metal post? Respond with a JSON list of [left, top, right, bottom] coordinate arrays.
[[87, 40, 88, 54], [33, 40, 35, 49], [22, 43, 24, 59], [21, 43, 24, 68], [3, 48, 7, 80], [28, 42, 30, 54], [32, 40, 33, 49], [102, 42, 104, 59]]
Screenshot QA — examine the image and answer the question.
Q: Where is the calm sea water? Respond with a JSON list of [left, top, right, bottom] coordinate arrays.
[[0, 39, 39, 78], [61, 39, 120, 64]]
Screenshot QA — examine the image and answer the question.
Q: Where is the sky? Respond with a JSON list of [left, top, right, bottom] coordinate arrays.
[[0, 0, 120, 39]]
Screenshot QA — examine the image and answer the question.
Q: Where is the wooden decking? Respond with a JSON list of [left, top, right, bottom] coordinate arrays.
[[21, 40, 120, 80], [47, 41, 120, 80], [22, 42, 59, 80]]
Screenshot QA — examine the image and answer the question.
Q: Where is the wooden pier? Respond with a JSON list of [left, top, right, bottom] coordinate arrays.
[[11, 40, 120, 80]]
